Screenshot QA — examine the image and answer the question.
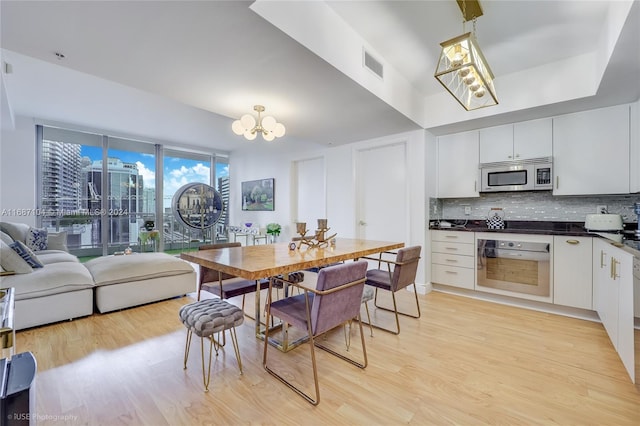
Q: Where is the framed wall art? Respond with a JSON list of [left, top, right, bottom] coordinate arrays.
[[241, 178, 275, 211]]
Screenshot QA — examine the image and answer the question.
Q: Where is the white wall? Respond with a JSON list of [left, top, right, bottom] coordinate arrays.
[[229, 129, 428, 289], [0, 116, 37, 226]]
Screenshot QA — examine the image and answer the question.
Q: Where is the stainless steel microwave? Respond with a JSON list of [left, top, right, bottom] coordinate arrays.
[[480, 157, 553, 192]]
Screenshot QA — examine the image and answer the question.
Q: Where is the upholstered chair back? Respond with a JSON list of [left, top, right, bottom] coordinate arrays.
[[311, 260, 367, 336], [390, 246, 422, 292]]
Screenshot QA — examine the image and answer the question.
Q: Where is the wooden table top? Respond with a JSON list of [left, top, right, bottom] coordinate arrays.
[[180, 238, 404, 280]]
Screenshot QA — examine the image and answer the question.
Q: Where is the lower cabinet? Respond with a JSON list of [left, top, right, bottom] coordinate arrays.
[[593, 238, 635, 383], [431, 230, 475, 290], [553, 236, 593, 309]]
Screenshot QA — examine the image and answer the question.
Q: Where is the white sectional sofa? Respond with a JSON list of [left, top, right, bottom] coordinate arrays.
[[85, 252, 196, 314], [0, 222, 196, 330]]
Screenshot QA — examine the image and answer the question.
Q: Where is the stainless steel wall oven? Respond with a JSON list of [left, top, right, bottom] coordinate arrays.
[[476, 233, 553, 302]]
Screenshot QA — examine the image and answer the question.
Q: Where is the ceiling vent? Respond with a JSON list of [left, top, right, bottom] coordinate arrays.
[[363, 49, 384, 79]]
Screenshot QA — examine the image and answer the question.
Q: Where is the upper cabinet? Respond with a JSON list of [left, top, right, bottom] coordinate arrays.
[[553, 104, 630, 196], [479, 124, 512, 163], [514, 118, 553, 160], [479, 118, 552, 163], [630, 102, 639, 193], [437, 130, 479, 198]]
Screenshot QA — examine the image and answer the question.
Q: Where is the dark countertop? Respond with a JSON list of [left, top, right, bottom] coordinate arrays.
[[429, 220, 591, 236], [429, 219, 640, 257]]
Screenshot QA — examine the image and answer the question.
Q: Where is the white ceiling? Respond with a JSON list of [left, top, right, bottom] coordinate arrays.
[[1, 0, 638, 154]]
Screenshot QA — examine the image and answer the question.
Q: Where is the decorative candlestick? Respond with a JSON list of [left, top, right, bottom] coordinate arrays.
[[296, 219, 337, 249]]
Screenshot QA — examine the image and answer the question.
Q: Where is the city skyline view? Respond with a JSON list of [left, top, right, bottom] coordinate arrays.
[[80, 146, 229, 209], [38, 127, 231, 253]]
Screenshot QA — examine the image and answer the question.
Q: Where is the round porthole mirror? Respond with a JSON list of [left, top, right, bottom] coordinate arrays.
[[172, 183, 224, 230]]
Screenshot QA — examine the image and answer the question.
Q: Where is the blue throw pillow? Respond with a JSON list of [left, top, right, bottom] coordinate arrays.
[[10, 240, 44, 268], [26, 227, 48, 251]]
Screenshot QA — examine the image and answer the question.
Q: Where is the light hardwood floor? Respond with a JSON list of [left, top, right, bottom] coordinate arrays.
[[15, 290, 640, 425]]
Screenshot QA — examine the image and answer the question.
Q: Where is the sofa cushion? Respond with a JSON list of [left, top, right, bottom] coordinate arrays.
[[26, 227, 48, 251], [0, 240, 33, 274], [10, 241, 44, 268], [1, 262, 95, 300], [85, 252, 195, 286], [47, 231, 69, 252], [0, 222, 30, 243], [37, 250, 80, 265], [0, 231, 13, 245]]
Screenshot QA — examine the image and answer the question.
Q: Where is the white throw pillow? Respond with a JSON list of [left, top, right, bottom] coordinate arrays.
[[0, 240, 33, 274], [47, 231, 69, 252]]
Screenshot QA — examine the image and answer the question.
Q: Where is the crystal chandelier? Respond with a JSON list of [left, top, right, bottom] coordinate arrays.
[[231, 105, 286, 141]]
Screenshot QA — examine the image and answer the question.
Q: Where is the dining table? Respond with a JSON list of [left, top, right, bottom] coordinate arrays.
[[180, 238, 404, 350]]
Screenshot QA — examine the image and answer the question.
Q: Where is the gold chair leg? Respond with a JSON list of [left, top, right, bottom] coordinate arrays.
[[183, 329, 193, 369], [200, 335, 214, 392], [368, 285, 421, 335], [211, 330, 226, 353], [263, 296, 322, 405], [391, 292, 401, 335], [344, 322, 352, 350], [363, 302, 374, 337], [411, 285, 421, 319], [308, 332, 321, 405], [315, 316, 368, 369], [229, 327, 243, 374]]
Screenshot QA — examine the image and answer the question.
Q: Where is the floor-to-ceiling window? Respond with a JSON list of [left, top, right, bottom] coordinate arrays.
[[39, 126, 103, 255], [106, 138, 156, 254], [37, 125, 228, 256], [163, 150, 212, 250]]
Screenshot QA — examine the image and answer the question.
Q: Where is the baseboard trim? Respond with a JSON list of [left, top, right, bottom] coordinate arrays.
[[430, 283, 601, 323]]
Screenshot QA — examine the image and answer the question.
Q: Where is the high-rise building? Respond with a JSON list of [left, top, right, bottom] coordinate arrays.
[[218, 175, 230, 231], [41, 140, 81, 212], [83, 158, 144, 245]]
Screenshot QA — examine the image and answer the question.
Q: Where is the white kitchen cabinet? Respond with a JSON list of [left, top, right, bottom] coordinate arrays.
[[553, 104, 630, 195], [479, 119, 552, 163], [431, 230, 475, 290], [479, 124, 513, 163], [513, 118, 552, 160], [553, 236, 592, 309], [592, 238, 635, 383], [630, 101, 639, 193], [437, 131, 479, 198]]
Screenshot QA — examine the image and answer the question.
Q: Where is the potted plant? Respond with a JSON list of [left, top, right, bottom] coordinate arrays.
[[266, 223, 281, 243]]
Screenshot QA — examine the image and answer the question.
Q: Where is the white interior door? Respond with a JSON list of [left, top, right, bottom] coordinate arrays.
[[356, 142, 407, 242], [294, 156, 325, 232]]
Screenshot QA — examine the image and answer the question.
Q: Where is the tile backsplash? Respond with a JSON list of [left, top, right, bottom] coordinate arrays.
[[430, 193, 640, 224]]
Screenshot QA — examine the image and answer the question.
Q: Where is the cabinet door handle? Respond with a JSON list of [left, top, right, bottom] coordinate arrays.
[[445, 259, 458, 263], [611, 258, 619, 279], [556, 176, 559, 189], [566, 239, 579, 245], [445, 235, 459, 239], [445, 247, 459, 251], [474, 180, 477, 192], [445, 270, 458, 274]]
